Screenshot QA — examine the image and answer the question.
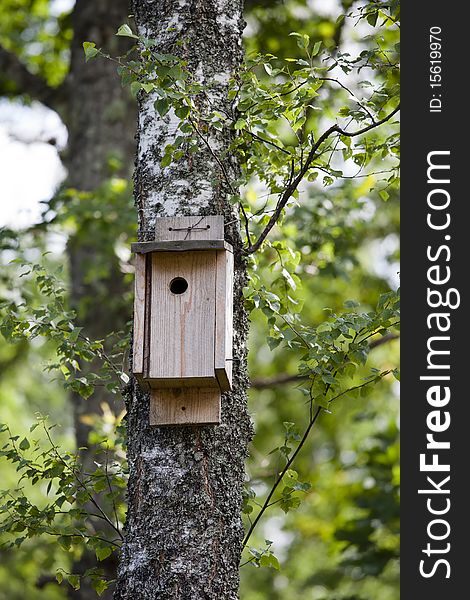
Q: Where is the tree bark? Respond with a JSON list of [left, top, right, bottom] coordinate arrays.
[[1, 2, 135, 598], [65, 0, 136, 470], [63, 1, 136, 598], [114, 2, 252, 599]]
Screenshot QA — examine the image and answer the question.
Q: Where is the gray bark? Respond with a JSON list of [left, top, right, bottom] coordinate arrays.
[[63, 1, 136, 598], [1, 2, 136, 597], [66, 0, 136, 466], [114, 1, 252, 599]]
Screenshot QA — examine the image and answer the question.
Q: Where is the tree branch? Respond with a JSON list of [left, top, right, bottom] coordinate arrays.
[[243, 405, 322, 546], [368, 332, 399, 350], [245, 103, 400, 254], [0, 46, 61, 111], [243, 369, 392, 546], [250, 333, 399, 389], [245, 129, 291, 155], [318, 77, 376, 123], [251, 372, 305, 390]]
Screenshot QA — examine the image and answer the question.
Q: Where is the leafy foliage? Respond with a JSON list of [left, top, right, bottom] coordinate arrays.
[[1, 261, 130, 399], [0, 416, 124, 596], [0, 0, 400, 598], [0, 0, 72, 88], [0, 260, 128, 595], [85, 10, 399, 257]]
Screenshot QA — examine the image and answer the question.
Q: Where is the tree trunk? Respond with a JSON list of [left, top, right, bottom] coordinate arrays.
[[114, 2, 252, 599], [1, 1, 135, 597], [66, 0, 136, 452], [64, 1, 136, 598]]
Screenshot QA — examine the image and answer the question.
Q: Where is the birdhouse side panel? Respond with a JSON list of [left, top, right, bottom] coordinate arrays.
[[132, 252, 147, 383], [148, 251, 218, 387], [214, 249, 234, 391]]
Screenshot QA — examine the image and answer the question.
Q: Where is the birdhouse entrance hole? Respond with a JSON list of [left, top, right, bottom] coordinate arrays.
[[169, 277, 188, 295]]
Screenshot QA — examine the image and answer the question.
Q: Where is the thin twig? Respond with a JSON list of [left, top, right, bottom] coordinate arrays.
[[42, 424, 124, 540], [318, 77, 376, 123], [245, 130, 291, 155], [243, 369, 393, 545], [104, 445, 121, 533], [44, 531, 121, 548], [188, 116, 236, 194], [246, 103, 400, 254], [250, 332, 399, 389], [243, 405, 322, 546]]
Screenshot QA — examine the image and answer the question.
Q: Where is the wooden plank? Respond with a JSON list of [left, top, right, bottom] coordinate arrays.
[[131, 240, 232, 254], [150, 388, 221, 425], [148, 251, 218, 386], [143, 253, 152, 383], [148, 376, 216, 389], [132, 252, 146, 380], [155, 216, 224, 241], [214, 249, 234, 391]]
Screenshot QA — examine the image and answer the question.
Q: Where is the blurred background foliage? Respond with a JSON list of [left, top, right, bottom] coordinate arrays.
[[0, 1, 399, 599]]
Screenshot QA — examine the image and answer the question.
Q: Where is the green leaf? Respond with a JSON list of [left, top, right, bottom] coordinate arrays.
[[66, 574, 80, 590], [367, 11, 378, 26], [379, 189, 390, 201], [130, 81, 142, 96], [161, 153, 172, 168], [289, 32, 310, 50], [280, 495, 301, 513], [293, 481, 311, 492], [267, 336, 282, 350], [92, 579, 110, 596], [259, 553, 280, 570], [155, 99, 170, 117], [285, 469, 298, 480], [175, 105, 190, 119], [58, 536, 72, 551], [321, 373, 338, 386], [343, 362, 357, 380], [116, 24, 138, 39], [96, 545, 113, 561], [314, 395, 330, 409], [311, 41, 322, 56], [19, 437, 30, 451], [83, 42, 99, 63], [141, 83, 154, 93], [281, 268, 296, 290], [263, 63, 273, 76], [93, 478, 108, 493]]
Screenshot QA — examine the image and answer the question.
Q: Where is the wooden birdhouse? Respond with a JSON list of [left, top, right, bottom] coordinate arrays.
[[131, 216, 233, 426]]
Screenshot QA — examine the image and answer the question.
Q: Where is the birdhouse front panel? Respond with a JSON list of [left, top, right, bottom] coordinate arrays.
[[148, 250, 218, 387]]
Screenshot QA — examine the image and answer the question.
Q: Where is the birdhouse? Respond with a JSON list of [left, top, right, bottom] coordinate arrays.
[[131, 216, 233, 426]]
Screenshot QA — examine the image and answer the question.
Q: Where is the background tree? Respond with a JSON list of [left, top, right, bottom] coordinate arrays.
[[1, 1, 136, 598]]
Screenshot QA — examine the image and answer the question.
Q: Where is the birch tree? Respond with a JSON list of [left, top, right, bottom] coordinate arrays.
[[114, 1, 252, 599]]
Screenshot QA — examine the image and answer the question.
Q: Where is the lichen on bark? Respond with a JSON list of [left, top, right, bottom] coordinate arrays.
[[114, 1, 252, 599]]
